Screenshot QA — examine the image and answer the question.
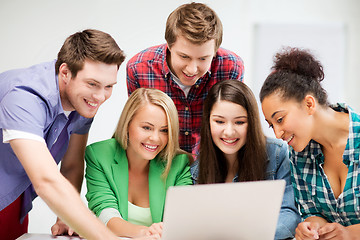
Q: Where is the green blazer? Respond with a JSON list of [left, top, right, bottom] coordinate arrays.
[[85, 138, 192, 223]]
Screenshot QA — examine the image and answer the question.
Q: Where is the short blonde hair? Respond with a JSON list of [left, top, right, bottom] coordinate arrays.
[[114, 88, 187, 177], [165, 2, 223, 51]]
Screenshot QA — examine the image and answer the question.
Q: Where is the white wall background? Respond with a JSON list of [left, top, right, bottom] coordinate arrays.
[[252, 22, 347, 137], [0, 0, 359, 234]]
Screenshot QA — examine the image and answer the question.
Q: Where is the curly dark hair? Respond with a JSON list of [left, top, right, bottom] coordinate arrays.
[[260, 47, 328, 106]]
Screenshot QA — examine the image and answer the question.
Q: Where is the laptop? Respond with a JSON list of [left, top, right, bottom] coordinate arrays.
[[161, 180, 285, 240]]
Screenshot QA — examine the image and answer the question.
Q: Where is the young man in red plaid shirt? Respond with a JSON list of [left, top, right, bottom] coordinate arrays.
[[127, 2, 244, 156]]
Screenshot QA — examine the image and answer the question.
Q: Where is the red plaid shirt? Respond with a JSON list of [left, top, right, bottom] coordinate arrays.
[[126, 44, 244, 155]]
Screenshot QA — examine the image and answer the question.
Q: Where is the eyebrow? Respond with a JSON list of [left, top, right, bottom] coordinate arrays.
[[108, 81, 117, 86], [141, 122, 154, 126], [211, 115, 247, 119], [271, 110, 284, 119], [177, 51, 212, 59], [141, 122, 168, 128], [88, 79, 117, 86]]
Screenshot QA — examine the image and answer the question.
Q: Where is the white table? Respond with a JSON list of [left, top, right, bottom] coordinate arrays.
[[17, 234, 82, 239], [17, 233, 130, 239]]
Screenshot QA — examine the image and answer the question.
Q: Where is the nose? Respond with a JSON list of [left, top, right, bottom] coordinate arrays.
[[224, 123, 235, 136], [186, 60, 198, 75], [149, 130, 160, 142], [273, 125, 284, 139], [92, 89, 106, 103]]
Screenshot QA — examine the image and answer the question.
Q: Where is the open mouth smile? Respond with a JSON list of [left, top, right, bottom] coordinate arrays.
[[85, 99, 98, 108], [183, 72, 197, 79], [142, 143, 158, 152], [221, 138, 239, 145], [284, 135, 294, 144]]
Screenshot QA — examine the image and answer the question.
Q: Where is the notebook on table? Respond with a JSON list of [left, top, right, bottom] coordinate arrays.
[[161, 180, 285, 240]]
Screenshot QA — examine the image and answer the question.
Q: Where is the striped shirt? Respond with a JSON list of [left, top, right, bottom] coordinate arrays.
[[290, 103, 360, 226], [126, 44, 244, 154]]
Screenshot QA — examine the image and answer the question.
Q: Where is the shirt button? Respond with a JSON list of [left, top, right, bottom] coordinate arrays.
[[185, 131, 189, 136], [185, 107, 189, 111], [195, 85, 199, 88]]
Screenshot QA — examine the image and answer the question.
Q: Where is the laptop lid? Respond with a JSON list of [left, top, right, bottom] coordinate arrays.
[[161, 180, 285, 240]]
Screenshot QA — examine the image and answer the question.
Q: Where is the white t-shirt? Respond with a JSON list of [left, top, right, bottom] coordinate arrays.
[[2, 111, 72, 144]]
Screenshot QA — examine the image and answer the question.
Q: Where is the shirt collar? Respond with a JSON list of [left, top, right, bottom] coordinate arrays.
[[162, 44, 171, 78], [293, 103, 359, 166], [333, 103, 360, 165]]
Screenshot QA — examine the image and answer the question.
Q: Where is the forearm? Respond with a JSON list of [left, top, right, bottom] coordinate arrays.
[[38, 173, 117, 239], [107, 217, 148, 237], [60, 163, 84, 192], [346, 224, 360, 239], [60, 133, 88, 192], [10, 139, 117, 240]]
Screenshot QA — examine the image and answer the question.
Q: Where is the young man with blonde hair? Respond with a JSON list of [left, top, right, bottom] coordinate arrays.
[[0, 29, 135, 240], [127, 2, 244, 156]]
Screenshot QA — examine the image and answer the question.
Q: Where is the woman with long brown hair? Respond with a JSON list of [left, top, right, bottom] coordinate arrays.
[[191, 80, 300, 239]]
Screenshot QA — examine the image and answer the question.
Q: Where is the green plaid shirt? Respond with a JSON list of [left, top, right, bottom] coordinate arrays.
[[290, 103, 360, 226]]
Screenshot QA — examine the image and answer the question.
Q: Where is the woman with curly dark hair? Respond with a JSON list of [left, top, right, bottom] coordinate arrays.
[[261, 47, 360, 240]]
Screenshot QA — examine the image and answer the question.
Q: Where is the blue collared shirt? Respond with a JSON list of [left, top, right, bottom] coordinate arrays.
[[191, 138, 300, 240], [0, 61, 93, 220], [291, 103, 360, 226]]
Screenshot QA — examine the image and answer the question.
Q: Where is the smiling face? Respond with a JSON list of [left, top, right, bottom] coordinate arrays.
[[210, 100, 248, 160], [126, 103, 169, 163], [59, 60, 118, 118], [261, 92, 314, 152], [167, 35, 216, 86]]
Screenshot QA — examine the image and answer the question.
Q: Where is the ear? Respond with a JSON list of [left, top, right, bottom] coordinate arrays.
[[58, 63, 72, 84], [303, 95, 316, 115]]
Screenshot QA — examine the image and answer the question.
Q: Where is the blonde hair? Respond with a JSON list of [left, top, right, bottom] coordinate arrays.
[[165, 2, 223, 51], [114, 88, 187, 177]]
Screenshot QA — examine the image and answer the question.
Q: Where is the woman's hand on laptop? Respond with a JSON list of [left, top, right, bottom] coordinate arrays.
[[133, 234, 161, 240], [143, 222, 163, 238]]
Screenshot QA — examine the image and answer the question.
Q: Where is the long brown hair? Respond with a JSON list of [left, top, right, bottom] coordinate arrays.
[[197, 80, 267, 184]]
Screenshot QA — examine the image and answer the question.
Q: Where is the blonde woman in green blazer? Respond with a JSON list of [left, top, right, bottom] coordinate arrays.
[[85, 88, 192, 239]]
